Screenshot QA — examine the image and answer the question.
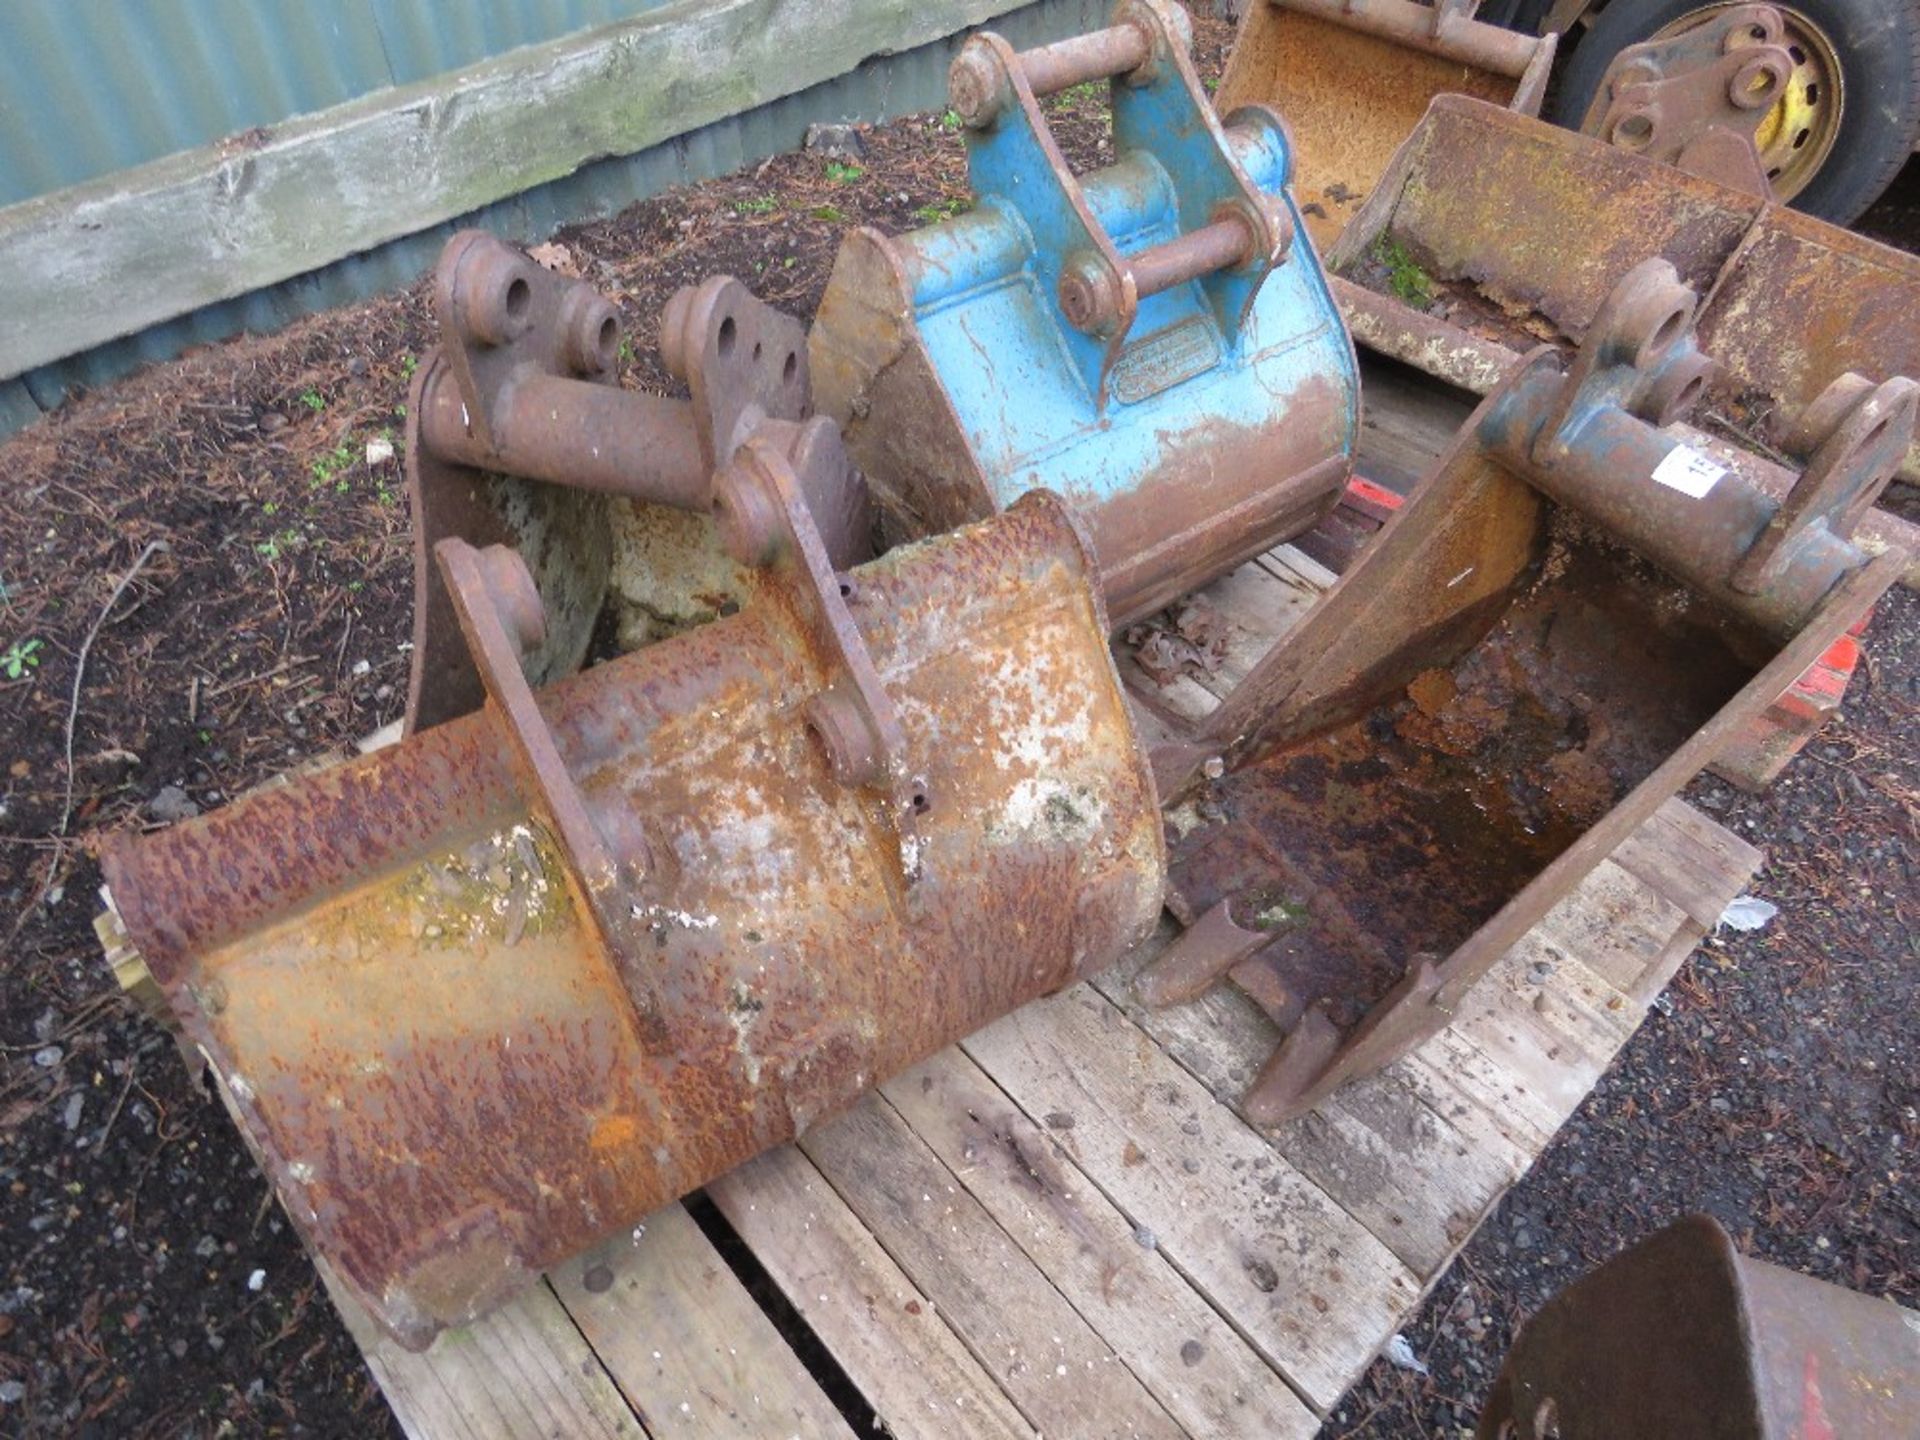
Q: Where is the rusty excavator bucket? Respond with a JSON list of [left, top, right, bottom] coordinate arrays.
[[1215, 0, 1555, 251], [1135, 259, 1913, 1125], [1479, 1215, 1920, 1438], [1326, 93, 1920, 518], [811, 0, 1360, 629], [99, 236, 1168, 1350], [92, 5, 1909, 1359]]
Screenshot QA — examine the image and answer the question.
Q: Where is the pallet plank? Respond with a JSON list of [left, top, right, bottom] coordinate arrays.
[[1447, 959, 1639, 1128], [550, 1203, 852, 1439], [1532, 858, 1692, 996], [1268, 1080, 1520, 1278], [1115, 543, 1332, 726], [706, 1146, 1037, 1440], [963, 985, 1423, 1412], [1185, 563, 1324, 702], [1395, 1031, 1561, 1156], [1610, 798, 1763, 931], [1094, 934, 1523, 1277], [1626, 918, 1714, 1010], [321, 1260, 645, 1440], [881, 1049, 1321, 1439], [800, 1096, 1186, 1439], [1352, 367, 1474, 493]]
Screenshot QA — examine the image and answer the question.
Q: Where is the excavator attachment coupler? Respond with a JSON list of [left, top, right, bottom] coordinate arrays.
[[810, 0, 1359, 629], [1141, 260, 1912, 1124]]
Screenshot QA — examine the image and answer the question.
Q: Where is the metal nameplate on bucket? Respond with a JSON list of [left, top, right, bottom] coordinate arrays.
[[1111, 319, 1222, 405]]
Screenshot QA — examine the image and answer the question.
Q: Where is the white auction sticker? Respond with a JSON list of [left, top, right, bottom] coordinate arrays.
[[1650, 444, 1726, 498]]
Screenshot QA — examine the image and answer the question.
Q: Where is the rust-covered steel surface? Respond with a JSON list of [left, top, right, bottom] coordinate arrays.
[[406, 233, 850, 732], [1328, 276, 1920, 589], [100, 491, 1166, 1351], [1479, 1215, 1920, 1438], [1145, 263, 1912, 1124], [812, 0, 1359, 631], [1577, 3, 1792, 197], [1215, 0, 1554, 250], [1328, 95, 1920, 489]]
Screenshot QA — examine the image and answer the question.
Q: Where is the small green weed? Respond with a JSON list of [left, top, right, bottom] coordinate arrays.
[[732, 195, 778, 215], [309, 441, 357, 491], [2, 637, 42, 679], [810, 204, 846, 223], [910, 197, 970, 225], [399, 354, 418, 379], [938, 109, 963, 132], [298, 389, 326, 412], [824, 160, 864, 184], [1373, 237, 1433, 308]]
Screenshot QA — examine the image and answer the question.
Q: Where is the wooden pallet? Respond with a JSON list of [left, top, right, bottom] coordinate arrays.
[[318, 504, 1762, 1437]]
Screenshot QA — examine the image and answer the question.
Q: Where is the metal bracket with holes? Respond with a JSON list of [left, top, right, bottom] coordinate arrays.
[[404, 232, 866, 733], [810, 0, 1358, 628]]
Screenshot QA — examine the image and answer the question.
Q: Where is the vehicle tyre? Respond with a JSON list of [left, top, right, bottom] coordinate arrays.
[[1550, 0, 1920, 223]]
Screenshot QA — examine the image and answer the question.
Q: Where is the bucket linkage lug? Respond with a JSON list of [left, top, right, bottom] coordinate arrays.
[[406, 232, 870, 731], [1578, 4, 1794, 196], [417, 234, 917, 875]]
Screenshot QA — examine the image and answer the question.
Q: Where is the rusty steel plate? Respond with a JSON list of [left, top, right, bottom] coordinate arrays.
[[1146, 261, 1911, 1123], [1217, 0, 1554, 251], [1328, 95, 1920, 485], [102, 492, 1165, 1350], [1480, 1214, 1920, 1437]]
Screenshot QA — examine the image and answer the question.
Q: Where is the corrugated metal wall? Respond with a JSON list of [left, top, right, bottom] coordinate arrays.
[[0, 0, 676, 206], [0, 0, 1104, 432]]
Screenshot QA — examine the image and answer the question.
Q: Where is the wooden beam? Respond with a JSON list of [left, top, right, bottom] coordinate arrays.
[[707, 1146, 1041, 1439], [0, 0, 1034, 380], [800, 1095, 1187, 1439], [962, 984, 1424, 1413], [317, 1258, 647, 1440], [880, 1050, 1322, 1439]]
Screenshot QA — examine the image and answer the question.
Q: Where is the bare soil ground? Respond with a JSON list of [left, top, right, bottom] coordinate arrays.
[[1, 17, 1913, 1436]]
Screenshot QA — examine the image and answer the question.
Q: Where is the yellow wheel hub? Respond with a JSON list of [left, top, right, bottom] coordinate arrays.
[[1654, 3, 1845, 201]]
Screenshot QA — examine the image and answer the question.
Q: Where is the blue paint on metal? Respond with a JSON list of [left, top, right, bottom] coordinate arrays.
[[888, 64, 1354, 524]]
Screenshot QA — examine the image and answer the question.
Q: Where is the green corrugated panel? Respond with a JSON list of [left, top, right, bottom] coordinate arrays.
[[4, 0, 1108, 433], [0, 0, 680, 206], [368, 0, 669, 85]]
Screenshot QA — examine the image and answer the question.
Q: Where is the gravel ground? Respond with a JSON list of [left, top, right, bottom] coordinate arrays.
[[1, 16, 1913, 1436]]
